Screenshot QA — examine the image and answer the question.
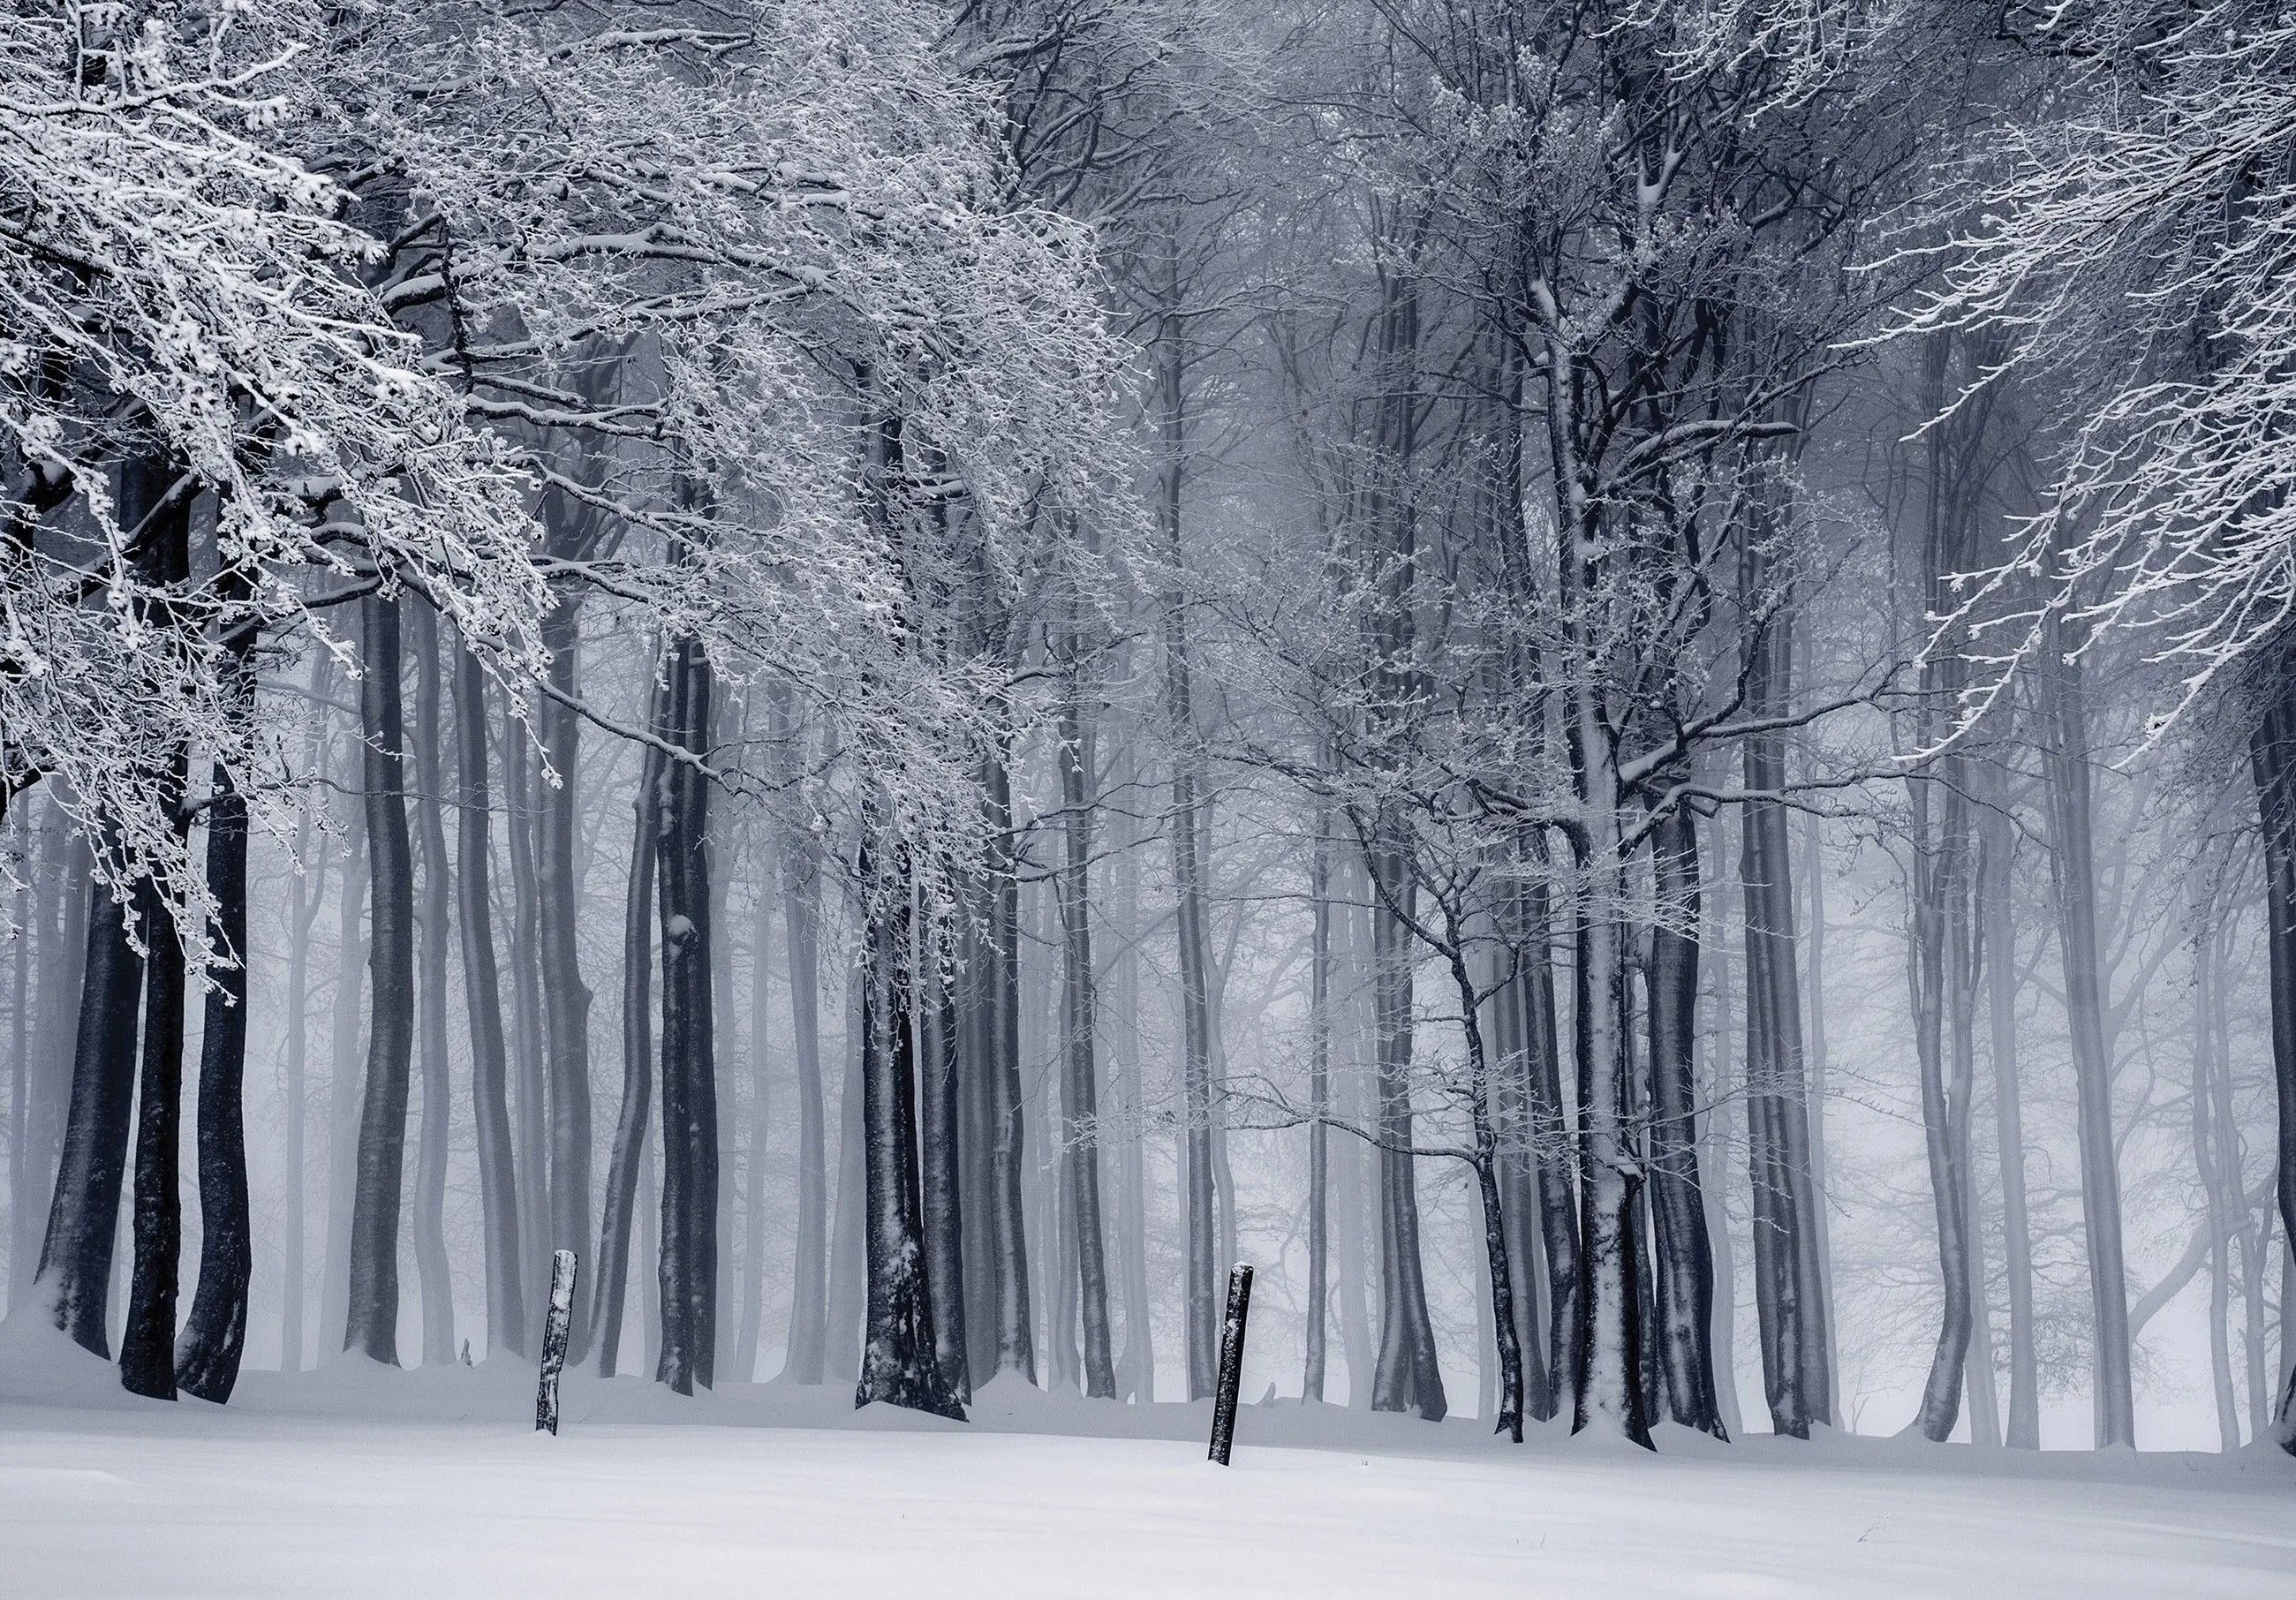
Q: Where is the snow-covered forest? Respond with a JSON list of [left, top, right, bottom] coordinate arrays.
[[3, 0, 2295, 1591]]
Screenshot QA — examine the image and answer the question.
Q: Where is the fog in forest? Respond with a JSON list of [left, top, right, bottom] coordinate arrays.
[[3, 3, 2294, 1589]]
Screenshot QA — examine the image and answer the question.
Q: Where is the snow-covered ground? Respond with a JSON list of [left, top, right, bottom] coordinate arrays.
[[2, 1325, 2290, 1597]]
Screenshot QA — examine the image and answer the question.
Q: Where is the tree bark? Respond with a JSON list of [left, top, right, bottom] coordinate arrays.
[[453, 642, 524, 1358], [1646, 809, 1724, 1436], [1056, 665, 1116, 1399], [591, 674, 665, 1377], [176, 584, 260, 1401], [655, 628, 718, 1394], [2245, 674, 2296, 1453], [345, 592, 416, 1364], [2036, 625, 2135, 1447], [406, 600, 455, 1367]]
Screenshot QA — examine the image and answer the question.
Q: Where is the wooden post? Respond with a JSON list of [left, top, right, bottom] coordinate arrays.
[[1208, 1263, 1254, 1465], [536, 1249, 578, 1435]]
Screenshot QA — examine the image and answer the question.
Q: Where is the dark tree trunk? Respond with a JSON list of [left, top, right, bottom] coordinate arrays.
[[853, 832, 965, 1421], [117, 463, 193, 1401], [38, 859, 141, 1355], [983, 751, 1036, 1383], [346, 592, 416, 1364], [1645, 809, 1724, 1437], [453, 643, 524, 1357], [919, 907, 969, 1400], [176, 592, 259, 1402], [655, 630, 718, 1395], [592, 675, 666, 1377]]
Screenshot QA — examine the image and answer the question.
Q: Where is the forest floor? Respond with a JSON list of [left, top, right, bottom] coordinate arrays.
[[2, 1321, 2291, 1597]]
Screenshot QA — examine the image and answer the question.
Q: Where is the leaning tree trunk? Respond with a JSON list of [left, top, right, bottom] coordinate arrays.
[[1646, 808, 1724, 1437], [176, 590, 259, 1402], [453, 641, 524, 1358], [591, 674, 666, 1377], [345, 592, 417, 1365]]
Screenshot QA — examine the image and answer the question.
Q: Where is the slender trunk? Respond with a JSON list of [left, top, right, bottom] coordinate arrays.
[[276, 658, 331, 1371], [985, 752, 1036, 1383], [536, 598, 593, 1359], [503, 707, 549, 1340], [736, 865, 774, 1385], [655, 630, 718, 1394], [1739, 532, 1832, 1438], [1647, 809, 1724, 1436], [319, 780, 366, 1357], [919, 896, 969, 1400], [827, 946, 867, 1381], [1979, 772, 2040, 1445], [345, 593, 415, 1364], [1056, 672, 1116, 1399], [454, 644, 523, 1358], [781, 795, 829, 1383], [2036, 630, 2134, 1446], [176, 592, 260, 1401], [1304, 803, 1333, 1403], [591, 680, 664, 1377], [2245, 679, 2296, 1453], [406, 600, 454, 1366]]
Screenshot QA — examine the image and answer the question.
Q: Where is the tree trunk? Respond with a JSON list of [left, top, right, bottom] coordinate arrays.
[[1304, 803, 1333, 1403], [406, 600, 455, 1367], [454, 643, 524, 1358], [919, 894, 969, 1400], [1056, 670, 1116, 1400], [853, 831, 965, 1420], [176, 589, 260, 1402], [1978, 769, 2040, 1446], [775, 682, 829, 1385], [278, 668, 329, 1372], [2036, 628, 2135, 1447], [319, 774, 366, 1358], [1367, 838, 1446, 1420], [536, 596, 594, 1359], [736, 864, 774, 1385], [655, 629, 719, 1395], [503, 706, 550, 1341], [2245, 675, 2296, 1453], [1739, 533, 1832, 1438], [1646, 809, 1724, 1436], [591, 678, 665, 1377], [345, 592, 416, 1365]]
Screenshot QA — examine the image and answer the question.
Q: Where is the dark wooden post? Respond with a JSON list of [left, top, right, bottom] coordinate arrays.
[[536, 1249, 578, 1435], [1208, 1263, 1254, 1465]]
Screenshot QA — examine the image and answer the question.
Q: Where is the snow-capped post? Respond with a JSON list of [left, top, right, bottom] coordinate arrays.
[[536, 1249, 578, 1435], [1208, 1264, 1255, 1465]]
